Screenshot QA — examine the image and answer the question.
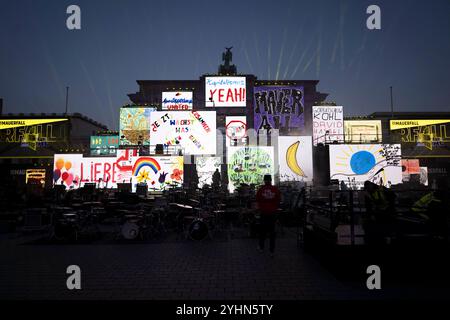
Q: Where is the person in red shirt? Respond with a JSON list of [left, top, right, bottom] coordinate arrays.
[[256, 175, 281, 256]]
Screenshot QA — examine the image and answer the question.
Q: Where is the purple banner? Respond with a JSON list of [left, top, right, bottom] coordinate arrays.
[[253, 86, 304, 131]]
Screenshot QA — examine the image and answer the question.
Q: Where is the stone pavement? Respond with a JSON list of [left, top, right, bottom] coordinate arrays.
[[0, 230, 445, 300]]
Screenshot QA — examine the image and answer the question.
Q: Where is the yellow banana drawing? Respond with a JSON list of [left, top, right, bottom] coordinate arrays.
[[286, 141, 306, 177]]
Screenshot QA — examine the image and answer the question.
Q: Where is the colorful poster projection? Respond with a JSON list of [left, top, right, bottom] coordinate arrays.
[[205, 77, 246, 107], [53, 150, 183, 191], [0, 119, 69, 149], [278, 136, 313, 182], [227, 146, 274, 193], [195, 157, 221, 188], [390, 119, 450, 151], [401, 159, 428, 186], [225, 116, 247, 147], [0, 119, 68, 130], [254, 86, 304, 131], [402, 159, 420, 175], [26, 169, 46, 185], [150, 111, 216, 155], [162, 92, 193, 110], [329, 144, 402, 189], [344, 120, 382, 143], [90, 135, 119, 156], [312, 106, 344, 145], [420, 167, 428, 186], [119, 107, 154, 146]]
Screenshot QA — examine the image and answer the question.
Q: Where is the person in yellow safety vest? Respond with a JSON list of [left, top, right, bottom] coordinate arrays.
[[364, 181, 393, 215], [363, 181, 396, 244], [412, 191, 443, 220]]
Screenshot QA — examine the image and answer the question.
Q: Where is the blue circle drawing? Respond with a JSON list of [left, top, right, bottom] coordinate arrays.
[[350, 151, 376, 175]]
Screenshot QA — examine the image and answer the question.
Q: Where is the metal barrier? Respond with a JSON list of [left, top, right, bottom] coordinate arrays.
[[303, 187, 448, 246]]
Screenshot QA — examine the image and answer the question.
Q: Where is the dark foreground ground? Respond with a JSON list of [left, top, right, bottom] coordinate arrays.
[[1, 228, 449, 300]]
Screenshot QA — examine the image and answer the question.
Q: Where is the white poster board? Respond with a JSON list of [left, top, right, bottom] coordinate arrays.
[[329, 144, 402, 189], [150, 111, 216, 155], [278, 136, 313, 182]]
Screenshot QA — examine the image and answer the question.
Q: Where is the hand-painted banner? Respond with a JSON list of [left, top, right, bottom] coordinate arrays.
[[402, 159, 420, 175], [253, 86, 304, 131], [225, 116, 247, 147], [26, 169, 46, 184], [312, 106, 344, 145], [205, 77, 246, 107], [195, 156, 221, 188], [119, 107, 155, 146], [278, 136, 313, 182], [344, 120, 382, 143], [227, 146, 274, 193], [90, 135, 119, 156], [401, 159, 428, 186], [329, 144, 402, 189], [150, 111, 216, 155], [53, 150, 183, 191], [162, 92, 193, 110]]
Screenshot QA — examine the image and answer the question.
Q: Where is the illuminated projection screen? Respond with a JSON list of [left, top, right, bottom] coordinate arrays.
[[402, 159, 420, 176], [90, 135, 119, 156], [150, 111, 216, 155], [227, 146, 274, 193], [0, 118, 69, 149], [205, 77, 246, 107], [390, 119, 450, 152], [0, 118, 68, 130], [119, 107, 154, 145], [53, 150, 183, 191], [329, 144, 402, 189], [420, 167, 428, 186], [312, 106, 344, 145], [254, 86, 304, 131], [26, 169, 46, 184], [225, 116, 247, 147], [162, 92, 193, 110], [195, 156, 221, 188], [401, 159, 428, 186], [278, 136, 313, 182], [344, 120, 382, 143]]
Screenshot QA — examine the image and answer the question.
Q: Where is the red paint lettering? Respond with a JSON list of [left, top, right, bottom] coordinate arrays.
[[218, 89, 224, 102], [94, 163, 101, 182], [227, 89, 234, 102], [104, 162, 111, 182], [80, 163, 89, 182], [112, 162, 117, 183], [209, 89, 216, 101]]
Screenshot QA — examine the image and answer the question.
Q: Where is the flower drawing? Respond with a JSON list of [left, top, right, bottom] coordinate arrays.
[[137, 170, 150, 183], [170, 168, 183, 181]]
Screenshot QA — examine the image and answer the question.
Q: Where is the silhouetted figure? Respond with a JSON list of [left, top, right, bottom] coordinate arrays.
[[363, 181, 396, 245], [256, 175, 281, 257], [413, 190, 448, 239], [212, 169, 221, 190]]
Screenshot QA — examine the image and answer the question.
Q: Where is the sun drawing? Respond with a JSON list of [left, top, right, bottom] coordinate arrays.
[[334, 145, 385, 175]]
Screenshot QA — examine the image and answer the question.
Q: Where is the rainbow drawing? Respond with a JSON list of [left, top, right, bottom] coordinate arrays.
[[132, 157, 161, 176]]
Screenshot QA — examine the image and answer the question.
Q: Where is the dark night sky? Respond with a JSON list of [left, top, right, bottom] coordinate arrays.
[[0, 0, 449, 130]]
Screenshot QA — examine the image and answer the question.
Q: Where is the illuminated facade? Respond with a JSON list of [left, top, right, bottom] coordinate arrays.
[[127, 78, 328, 136], [0, 112, 108, 190], [368, 112, 450, 188]]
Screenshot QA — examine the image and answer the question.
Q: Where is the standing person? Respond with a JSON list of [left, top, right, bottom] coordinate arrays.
[[256, 175, 281, 257], [212, 168, 221, 189], [363, 181, 396, 244]]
